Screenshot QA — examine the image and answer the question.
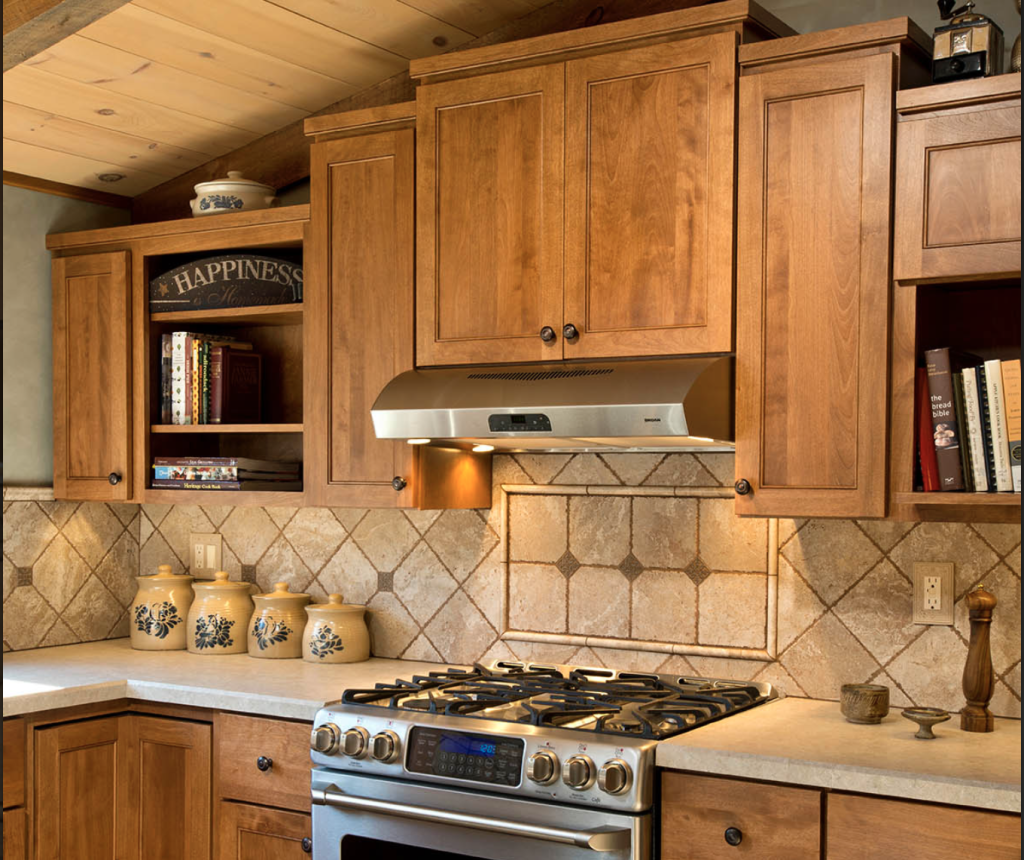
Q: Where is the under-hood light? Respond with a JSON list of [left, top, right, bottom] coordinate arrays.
[[407, 438, 431, 445], [472, 444, 495, 453]]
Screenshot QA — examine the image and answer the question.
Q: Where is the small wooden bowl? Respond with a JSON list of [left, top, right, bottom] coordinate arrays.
[[840, 684, 890, 724], [902, 707, 951, 739]]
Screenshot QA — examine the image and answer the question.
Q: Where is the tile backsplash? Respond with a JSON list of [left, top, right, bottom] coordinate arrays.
[[3, 453, 1020, 718]]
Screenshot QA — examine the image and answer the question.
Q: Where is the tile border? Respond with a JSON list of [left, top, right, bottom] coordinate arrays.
[[3, 486, 56, 501]]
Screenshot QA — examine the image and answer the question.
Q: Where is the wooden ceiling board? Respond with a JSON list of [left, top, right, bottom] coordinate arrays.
[[3, 101, 210, 177], [79, 5, 358, 112], [399, 0, 547, 38], [3, 137, 167, 194]]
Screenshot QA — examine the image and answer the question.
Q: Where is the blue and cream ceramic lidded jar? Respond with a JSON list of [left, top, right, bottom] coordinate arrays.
[[302, 594, 370, 664], [186, 571, 253, 655], [247, 581, 310, 659], [130, 564, 193, 651]]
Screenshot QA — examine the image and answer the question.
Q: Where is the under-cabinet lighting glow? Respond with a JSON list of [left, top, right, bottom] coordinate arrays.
[[472, 444, 495, 453], [407, 438, 431, 445]]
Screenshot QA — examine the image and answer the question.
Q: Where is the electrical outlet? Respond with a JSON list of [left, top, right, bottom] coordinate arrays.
[[189, 532, 222, 579], [913, 562, 954, 625]]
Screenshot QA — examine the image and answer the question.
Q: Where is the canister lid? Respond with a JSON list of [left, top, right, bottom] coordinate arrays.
[[253, 581, 311, 604], [193, 570, 251, 591], [137, 563, 192, 583], [306, 593, 364, 614]]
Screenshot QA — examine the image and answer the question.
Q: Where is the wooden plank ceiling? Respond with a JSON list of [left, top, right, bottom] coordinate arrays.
[[2, 0, 546, 197]]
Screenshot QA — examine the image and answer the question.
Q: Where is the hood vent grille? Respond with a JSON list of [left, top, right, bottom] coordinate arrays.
[[466, 368, 615, 382]]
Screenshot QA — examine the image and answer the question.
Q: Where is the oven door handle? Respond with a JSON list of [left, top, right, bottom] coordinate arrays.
[[311, 785, 631, 852]]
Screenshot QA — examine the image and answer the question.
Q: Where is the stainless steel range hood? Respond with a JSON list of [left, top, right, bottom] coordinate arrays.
[[371, 355, 734, 452]]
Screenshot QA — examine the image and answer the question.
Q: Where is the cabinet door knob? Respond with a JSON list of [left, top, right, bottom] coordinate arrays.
[[724, 827, 743, 846], [301, 837, 312, 853], [562, 323, 579, 340], [108, 472, 122, 486], [734, 479, 752, 496], [256, 755, 273, 772], [391, 476, 407, 492], [539, 326, 557, 343]]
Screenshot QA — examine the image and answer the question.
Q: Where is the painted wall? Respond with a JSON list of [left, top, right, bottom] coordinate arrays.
[[2, 186, 130, 485]]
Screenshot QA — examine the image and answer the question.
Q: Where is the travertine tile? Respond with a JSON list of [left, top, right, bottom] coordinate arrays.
[[698, 498, 768, 573], [954, 563, 1020, 675], [694, 452, 735, 486], [752, 662, 806, 697], [1006, 662, 1021, 697], [405, 509, 442, 535], [2, 556, 15, 602], [513, 453, 572, 484], [367, 592, 420, 658], [781, 519, 881, 605], [426, 591, 497, 665], [552, 454, 620, 485], [154, 505, 216, 569], [394, 543, 458, 625], [698, 573, 767, 649], [266, 506, 299, 529], [780, 612, 879, 700], [32, 534, 91, 613], [63, 576, 122, 641], [777, 518, 806, 546], [600, 454, 664, 486], [654, 654, 698, 676], [631, 497, 697, 569], [776, 556, 826, 652], [685, 656, 770, 681], [568, 567, 629, 638], [3, 586, 57, 650], [40, 619, 80, 648], [508, 495, 567, 563], [888, 523, 999, 599], [642, 454, 713, 487], [631, 570, 696, 643], [872, 670, 914, 708], [1004, 544, 1020, 576], [141, 504, 172, 528], [508, 563, 565, 632], [507, 640, 578, 663], [970, 522, 1022, 555], [351, 509, 420, 572], [462, 545, 503, 628], [569, 496, 630, 566], [479, 639, 518, 664], [219, 506, 279, 565], [856, 520, 915, 553], [568, 646, 604, 666], [139, 511, 156, 547], [255, 535, 313, 594], [62, 503, 124, 568], [3, 503, 58, 567], [403, 633, 443, 663], [590, 648, 668, 674], [138, 530, 184, 576], [317, 539, 377, 605], [284, 507, 347, 572], [201, 505, 235, 528], [886, 625, 967, 713], [833, 560, 918, 665], [107, 503, 139, 527], [37, 500, 80, 529], [331, 507, 367, 533], [425, 509, 498, 581], [988, 679, 1021, 720]]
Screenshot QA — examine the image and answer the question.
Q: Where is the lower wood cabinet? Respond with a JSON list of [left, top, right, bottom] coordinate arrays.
[[3, 808, 27, 860], [216, 801, 311, 860]]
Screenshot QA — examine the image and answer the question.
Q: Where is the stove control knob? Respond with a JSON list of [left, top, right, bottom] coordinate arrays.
[[597, 759, 633, 796], [526, 750, 559, 785], [342, 726, 370, 758], [310, 723, 341, 755], [562, 755, 596, 791], [370, 730, 401, 763]]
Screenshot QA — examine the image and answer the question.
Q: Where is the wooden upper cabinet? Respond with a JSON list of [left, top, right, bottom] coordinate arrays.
[[416, 65, 565, 366], [307, 126, 418, 506], [52, 251, 132, 500], [893, 75, 1021, 284], [564, 33, 737, 359], [735, 53, 896, 518]]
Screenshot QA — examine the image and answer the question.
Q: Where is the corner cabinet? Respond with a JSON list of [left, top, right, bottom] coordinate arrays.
[[52, 250, 132, 501]]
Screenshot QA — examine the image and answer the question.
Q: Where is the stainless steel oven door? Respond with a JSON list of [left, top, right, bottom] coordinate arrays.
[[311, 768, 651, 860]]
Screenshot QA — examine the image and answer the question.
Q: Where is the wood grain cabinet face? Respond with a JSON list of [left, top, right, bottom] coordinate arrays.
[[661, 771, 821, 860], [307, 129, 417, 507], [216, 801, 311, 860], [735, 53, 896, 518], [564, 33, 737, 359], [417, 65, 565, 366], [894, 101, 1021, 283], [52, 250, 132, 501]]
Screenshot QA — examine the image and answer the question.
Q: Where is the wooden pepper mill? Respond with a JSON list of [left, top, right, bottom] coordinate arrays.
[[961, 584, 997, 732]]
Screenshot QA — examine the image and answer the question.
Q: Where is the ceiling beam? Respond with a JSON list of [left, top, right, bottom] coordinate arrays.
[[131, 0, 709, 223], [3, 170, 133, 208], [3, 0, 132, 71]]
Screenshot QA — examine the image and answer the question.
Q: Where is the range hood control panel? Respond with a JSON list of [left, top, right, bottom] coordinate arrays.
[[488, 413, 552, 432]]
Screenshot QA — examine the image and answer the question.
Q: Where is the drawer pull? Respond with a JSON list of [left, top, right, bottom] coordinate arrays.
[[256, 755, 273, 772], [724, 827, 743, 846], [734, 479, 752, 496], [301, 837, 312, 853]]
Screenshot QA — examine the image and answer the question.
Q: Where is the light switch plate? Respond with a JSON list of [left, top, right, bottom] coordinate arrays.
[[912, 562, 955, 625], [189, 532, 222, 579]]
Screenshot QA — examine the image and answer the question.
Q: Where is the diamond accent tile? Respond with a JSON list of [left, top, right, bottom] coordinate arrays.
[[684, 556, 711, 586], [241, 564, 258, 583], [377, 570, 394, 592], [17, 567, 33, 588], [555, 550, 581, 578], [617, 552, 644, 581]]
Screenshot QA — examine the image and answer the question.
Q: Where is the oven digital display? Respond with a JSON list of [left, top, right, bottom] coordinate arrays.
[[407, 727, 523, 786]]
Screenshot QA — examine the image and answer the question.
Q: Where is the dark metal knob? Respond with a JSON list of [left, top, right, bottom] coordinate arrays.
[[562, 323, 579, 340], [108, 472, 122, 485], [256, 756, 273, 772], [391, 476, 407, 492], [539, 326, 557, 343], [301, 837, 312, 853], [724, 827, 743, 846], [734, 479, 752, 496]]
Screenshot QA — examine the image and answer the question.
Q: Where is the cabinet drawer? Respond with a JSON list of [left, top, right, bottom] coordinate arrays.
[[827, 793, 1021, 860], [3, 718, 26, 809], [661, 772, 821, 860], [215, 714, 311, 813]]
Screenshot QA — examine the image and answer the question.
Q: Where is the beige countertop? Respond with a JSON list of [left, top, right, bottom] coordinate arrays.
[[2, 638, 443, 721], [657, 697, 1021, 813]]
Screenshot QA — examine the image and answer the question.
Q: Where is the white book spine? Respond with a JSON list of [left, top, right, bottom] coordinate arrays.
[[171, 331, 189, 425], [984, 359, 1012, 491], [961, 369, 989, 492]]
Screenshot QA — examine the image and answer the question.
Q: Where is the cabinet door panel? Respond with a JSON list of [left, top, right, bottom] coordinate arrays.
[[52, 251, 132, 500], [736, 54, 895, 517], [307, 130, 417, 507], [565, 33, 736, 358], [215, 801, 311, 860], [417, 65, 564, 365]]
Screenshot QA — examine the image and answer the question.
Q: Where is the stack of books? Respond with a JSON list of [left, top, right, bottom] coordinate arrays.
[[160, 332, 262, 425], [152, 457, 301, 492], [917, 350, 1021, 493]]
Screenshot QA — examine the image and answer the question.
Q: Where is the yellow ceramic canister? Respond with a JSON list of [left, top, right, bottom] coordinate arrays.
[[247, 581, 310, 659], [302, 594, 370, 664], [130, 564, 194, 651], [186, 571, 253, 655]]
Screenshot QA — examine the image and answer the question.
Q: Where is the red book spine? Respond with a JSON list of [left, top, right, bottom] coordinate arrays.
[[916, 366, 940, 492]]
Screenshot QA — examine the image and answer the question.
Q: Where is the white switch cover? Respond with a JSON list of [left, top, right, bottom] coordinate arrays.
[[189, 532, 222, 579], [912, 562, 954, 625]]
